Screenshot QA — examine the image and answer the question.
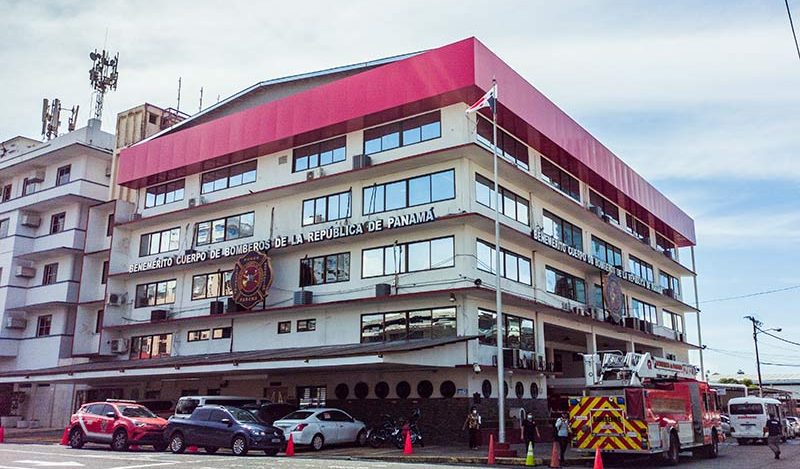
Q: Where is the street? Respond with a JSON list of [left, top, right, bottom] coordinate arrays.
[[0, 440, 797, 469]]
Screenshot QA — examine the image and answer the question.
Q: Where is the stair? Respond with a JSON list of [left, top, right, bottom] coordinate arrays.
[[493, 442, 518, 458]]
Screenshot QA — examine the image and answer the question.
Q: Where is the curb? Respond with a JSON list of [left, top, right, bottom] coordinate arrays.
[[340, 454, 594, 466]]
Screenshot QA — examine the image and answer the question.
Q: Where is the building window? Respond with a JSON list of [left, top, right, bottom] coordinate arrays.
[[476, 116, 530, 170], [95, 310, 104, 334], [659, 272, 682, 299], [101, 261, 109, 285], [139, 227, 180, 256], [542, 210, 583, 250], [36, 315, 52, 336], [626, 214, 649, 241], [1, 184, 11, 202], [474, 174, 529, 225], [302, 191, 351, 226], [145, 179, 185, 208], [148, 112, 158, 125], [278, 321, 291, 334], [56, 165, 71, 186], [540, 158, 580, 201], [362, 236, 454, 278], [297, 385, 327, 408], [476, 240, 532, 285], [187, 330, 211, 342], [50, 212, 66, 234], [299, 253, 350, 286], [656, 233, 676, 258], [191, 271, 233, 300], [129, 333, 173, 360], [0, 218, 7, 237], [663, 310, 684, 335], [196, 212, 254, 246], [22, 178, 37, 196], [628, 255, 654, 282], [364, 111, 441, 155], [630, 298, 657, 324], [212, 327, 232, 339], [477, 309, 534, 351], [360, 306, 456, 343], [545, 266, 586, 303], [297, 319, 316, 332], [106, 213, 114, 237], [589, 190, 619, 223], [364, 169, 455, 215], [591, 236, 623, 267], [293, 136, 346, 172], [201, 160, 257, 194], [134, 279, 177, 308], [42, 263, 58, 285]]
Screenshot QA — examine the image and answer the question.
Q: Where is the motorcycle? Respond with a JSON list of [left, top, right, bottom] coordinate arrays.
[[367, 414, 399, 448], [392, 408, 423, 448]]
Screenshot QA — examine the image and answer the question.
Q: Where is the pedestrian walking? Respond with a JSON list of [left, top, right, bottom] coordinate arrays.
[[520, 412, 541, 452], [462, 406, 482, 449], [766, 414, 782, 459], [554, 411, 570, 463]]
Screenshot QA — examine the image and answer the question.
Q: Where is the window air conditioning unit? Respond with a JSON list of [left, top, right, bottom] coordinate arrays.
[[294, 290, 313, 305], [5, 317, 27, 329], [572, 306, 584, 316], [561, 302, 571, 311], [306, 168, 325, 181], [188, 198, 196, 208], [15, 265, 36, 278], [226, 297, 242, 313], [29, 170, 46, 183], [150, 309, 168, 321], [663, 250, 673, 259], [375, 283, 392, 297], [589, 206, 603, 218], [105, 165, 112, 177], [110, 338, 129, 354], [663, 288, 675, 299], [21, 213, 41, 227], [132, 213, 142, 221], [641, 236, 651, 245], [209, 300, 225, 315], [108, 293, 127, 306], [624, 317, 641, 330], [353, 154, 371, 170]]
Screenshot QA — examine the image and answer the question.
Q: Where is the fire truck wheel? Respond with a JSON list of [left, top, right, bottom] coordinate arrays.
[[664, 432, 680, 466], [696, 430, 719, 459]]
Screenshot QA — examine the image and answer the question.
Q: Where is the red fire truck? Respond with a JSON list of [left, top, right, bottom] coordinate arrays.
[[568, 352, 722, 465]]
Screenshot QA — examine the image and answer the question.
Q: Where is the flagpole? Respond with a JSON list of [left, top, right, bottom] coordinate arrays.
[[490, 79, 506, 443]]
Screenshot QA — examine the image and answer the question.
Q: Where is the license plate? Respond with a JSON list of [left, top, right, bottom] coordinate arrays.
[[271, 438, 281, 443]]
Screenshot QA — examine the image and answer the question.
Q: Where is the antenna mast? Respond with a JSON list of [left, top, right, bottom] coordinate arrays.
[[41, 98, 79, 140], [88, 48, 119, 120]]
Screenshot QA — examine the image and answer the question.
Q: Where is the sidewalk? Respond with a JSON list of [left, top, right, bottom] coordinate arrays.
[[1, 427, 64, 444]]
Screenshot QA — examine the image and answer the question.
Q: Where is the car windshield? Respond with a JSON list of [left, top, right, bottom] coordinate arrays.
[[119, 405, 156, 418], [227, 407, 258, 423], [730, 403, 764, 415], [282, 411, 314, 420]]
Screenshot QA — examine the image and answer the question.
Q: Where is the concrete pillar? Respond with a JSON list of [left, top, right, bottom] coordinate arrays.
[[535, 314, 546, 360], [587, 331, 597, 355], [626, 339, 635, 353]]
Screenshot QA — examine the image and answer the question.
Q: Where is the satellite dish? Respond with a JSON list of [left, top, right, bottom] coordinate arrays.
[[90, 51, 97, 60]]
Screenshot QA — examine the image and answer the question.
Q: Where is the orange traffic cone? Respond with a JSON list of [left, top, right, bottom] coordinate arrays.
[[285, 434, 295, 456], [0, 425, 6, 444], [593, 447, 604, 469], [487, 433, 495, 464], [403, 428, 413, 455], [549, 441, 560, 468], [59, 427, 69, 445]]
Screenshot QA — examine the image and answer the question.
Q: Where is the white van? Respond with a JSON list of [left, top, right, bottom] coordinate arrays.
[[728, 396, 786, 444], [173, 395, 269, 419]]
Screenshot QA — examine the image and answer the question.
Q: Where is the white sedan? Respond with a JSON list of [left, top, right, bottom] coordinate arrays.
[[273, 408, 367, 450]]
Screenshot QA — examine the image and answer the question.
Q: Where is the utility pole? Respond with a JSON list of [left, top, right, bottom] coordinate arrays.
[[745, 316, 764, 397]]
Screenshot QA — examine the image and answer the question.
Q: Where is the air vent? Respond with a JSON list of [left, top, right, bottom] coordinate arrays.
[[209, 301, 225, 315], [353, 154, 371, 170], [278, 155, 288, 165], [375, 283, 391, 297], [294, 290, 313, 305], [5, 317, 27, 329], [150, 309, 168, 321]]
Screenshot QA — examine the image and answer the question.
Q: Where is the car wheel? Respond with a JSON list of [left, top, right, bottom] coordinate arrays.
[[356, 429, 367, 447], [68, 428, 85, 449], [664, 432, 679, 466], [169, 432, 186, 454], [311, 433, 324, 451], [264, 449, 279, 456], [111, 429, 129, 452], [204, 446, 218, 454], [153, 442, 167, 452], [232, 435, 249, 456]]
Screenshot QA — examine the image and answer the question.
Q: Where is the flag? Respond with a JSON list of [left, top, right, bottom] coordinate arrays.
[[465, 84, 497, 114]]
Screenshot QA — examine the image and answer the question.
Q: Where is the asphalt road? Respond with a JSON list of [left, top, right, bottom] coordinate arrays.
[[0, 440, 797, 468]]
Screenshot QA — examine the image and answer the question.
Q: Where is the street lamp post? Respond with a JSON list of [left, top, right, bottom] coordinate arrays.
[[744, 316, 782, 397]]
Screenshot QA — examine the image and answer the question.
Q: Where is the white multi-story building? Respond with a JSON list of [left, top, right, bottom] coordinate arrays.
[[0, 38, 702, 439], [0, 119, 113, 426]]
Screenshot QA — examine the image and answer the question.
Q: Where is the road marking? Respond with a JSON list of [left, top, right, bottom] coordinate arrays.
[[105, 464, 178, 469], [0, 449, 173, 463], [14, 462, 83, 467]]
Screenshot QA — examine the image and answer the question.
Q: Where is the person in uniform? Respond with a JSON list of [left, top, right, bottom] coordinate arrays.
[[766, 414, 782, 459], [520, 412, 541, 453]]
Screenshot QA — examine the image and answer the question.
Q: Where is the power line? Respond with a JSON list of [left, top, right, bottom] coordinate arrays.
[[757, 326, 800, 347], [786, 0, 800, 62], [699, 283, 800, 304]]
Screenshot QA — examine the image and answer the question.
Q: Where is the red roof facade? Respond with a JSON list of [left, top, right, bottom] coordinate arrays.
[[117, 37, 695, 246]]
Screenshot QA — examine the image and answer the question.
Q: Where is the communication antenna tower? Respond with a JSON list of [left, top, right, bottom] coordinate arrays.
[[41, 98, 80, 140], [88, 49, 119, 119]]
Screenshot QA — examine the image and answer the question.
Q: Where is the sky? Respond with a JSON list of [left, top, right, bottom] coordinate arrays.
[[1, 0, 799, 378]]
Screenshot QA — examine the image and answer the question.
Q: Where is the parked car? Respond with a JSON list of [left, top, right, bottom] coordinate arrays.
[[136, 399, 174, 419], [173, 395, 269, 419], [67, 400, 168, 451], [242, 403, 298, 425], [273, 408, 367, 451], [784, 418, 797, 439], [787, 416, 800, 437], [720, 414, 731, 436], [164, 405, 284, 456]]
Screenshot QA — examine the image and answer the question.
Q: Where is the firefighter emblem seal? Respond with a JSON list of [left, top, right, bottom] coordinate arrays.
[[604, 273, 623, 321], [231, 250, 273, 310]]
